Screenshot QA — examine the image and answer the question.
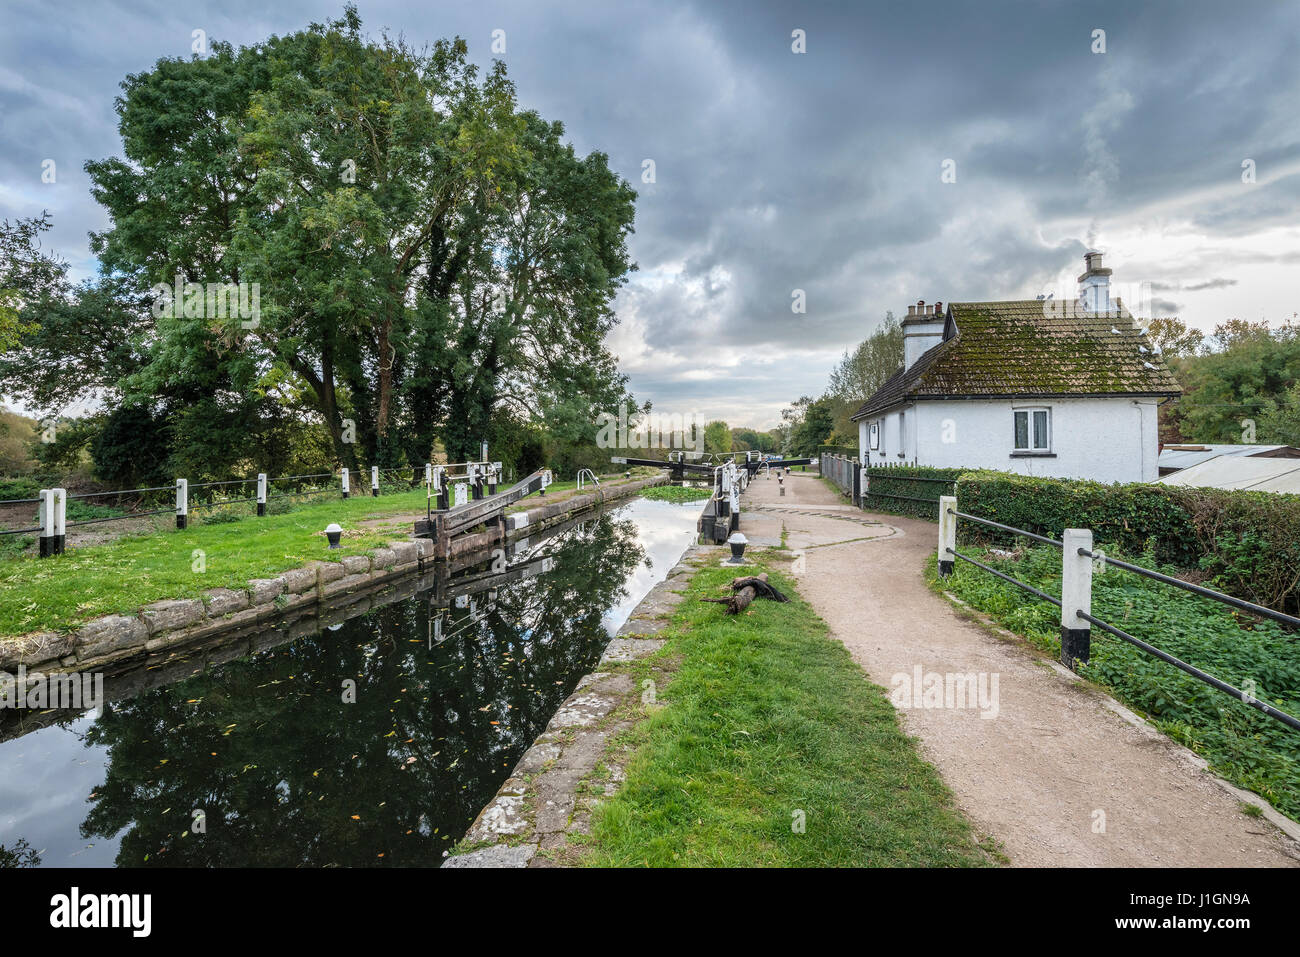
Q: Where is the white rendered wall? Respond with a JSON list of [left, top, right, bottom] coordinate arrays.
[[863, 397, 1161, 483]]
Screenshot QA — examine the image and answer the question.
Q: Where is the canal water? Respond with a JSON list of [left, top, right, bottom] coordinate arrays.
[[0, 496, 701, 868]]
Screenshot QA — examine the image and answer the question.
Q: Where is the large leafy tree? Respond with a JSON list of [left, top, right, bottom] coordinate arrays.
[[780, 395, 836, 457], [825, 310, 903, 443], [0, 212, 69, 355], [85, 7, 635, 470]]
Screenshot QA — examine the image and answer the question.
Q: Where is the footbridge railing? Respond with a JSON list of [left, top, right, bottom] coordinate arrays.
[[415, 469, 552, 560]]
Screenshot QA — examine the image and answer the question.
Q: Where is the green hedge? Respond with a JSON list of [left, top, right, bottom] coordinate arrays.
[[862, 466, 964, 520], [955, 470, 1300, 616]]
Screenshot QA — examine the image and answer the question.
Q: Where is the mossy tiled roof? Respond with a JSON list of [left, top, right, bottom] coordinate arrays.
[[852, 299, 1182, 420]]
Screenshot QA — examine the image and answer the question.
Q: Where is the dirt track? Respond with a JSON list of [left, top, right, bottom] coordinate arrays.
[[741, 468, 1300, 867]]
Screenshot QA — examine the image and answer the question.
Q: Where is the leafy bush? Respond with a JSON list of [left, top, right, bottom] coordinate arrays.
[[955, 471, 1300, 615], [936, 543, 1300, 818], [862, 465, 964, 519], [90, 405, 172, 489], [0, 477, 40, 502]]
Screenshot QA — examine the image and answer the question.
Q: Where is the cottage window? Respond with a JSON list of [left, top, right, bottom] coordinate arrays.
[[869, 422, 880, 451], [1013, 408, 1050, 452]]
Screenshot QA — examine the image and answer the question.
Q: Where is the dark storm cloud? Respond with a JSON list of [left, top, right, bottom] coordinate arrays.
[[2, 0, 1299, 426]]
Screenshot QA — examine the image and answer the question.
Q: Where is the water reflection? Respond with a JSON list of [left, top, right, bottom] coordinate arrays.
[[0, 497, 700, 867]]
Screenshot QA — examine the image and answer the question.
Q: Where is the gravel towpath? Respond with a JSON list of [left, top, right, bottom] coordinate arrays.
[[739, 468, 1300, 867]]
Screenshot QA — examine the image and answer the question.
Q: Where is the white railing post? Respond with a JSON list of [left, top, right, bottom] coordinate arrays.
[[938, 495, 957, 577], [425, 463, 433, 496], [370, 465, 379, 497], [490, 461, 501, 494], [257, 473, 267, 516], [38, 488, 55, 558], [175, 479, 188, 530], [341, 467, 350, 499], [53, 488, 66, 554], [1060, 528, 1094, 671]]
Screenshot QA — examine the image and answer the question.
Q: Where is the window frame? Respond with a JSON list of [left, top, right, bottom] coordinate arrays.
[[1012, 406, 1051, 453]]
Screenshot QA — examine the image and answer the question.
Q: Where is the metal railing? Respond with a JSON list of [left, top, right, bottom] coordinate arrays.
[[936, 494, 1300, 733], [819, 453, 857, 496]]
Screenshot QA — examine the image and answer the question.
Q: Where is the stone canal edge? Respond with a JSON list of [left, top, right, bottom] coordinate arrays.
[[444, 543, 714, 868]]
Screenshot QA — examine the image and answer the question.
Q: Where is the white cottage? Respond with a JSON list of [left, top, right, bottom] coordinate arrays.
[[851, 253, 1181, 483]]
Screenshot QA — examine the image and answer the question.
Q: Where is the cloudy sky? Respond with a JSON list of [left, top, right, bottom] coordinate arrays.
[[3, 0, 1299, 428]]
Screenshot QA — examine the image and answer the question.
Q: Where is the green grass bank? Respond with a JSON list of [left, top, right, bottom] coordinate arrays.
[[575, 558, 994, 867]]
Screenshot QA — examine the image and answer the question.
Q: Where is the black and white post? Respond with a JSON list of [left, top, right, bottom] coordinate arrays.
[[341, 467, 350, 499], [1060, 528, 1093, 670], [370, 466, 379, 497], [38, 488, 63, 558], [257, 473, 267, 516], [175, 478, 188, 530], [52, 488, 66, 554]]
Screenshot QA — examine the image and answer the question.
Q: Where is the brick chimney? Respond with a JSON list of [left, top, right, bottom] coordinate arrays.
[[1078, 251, 1113, 314]]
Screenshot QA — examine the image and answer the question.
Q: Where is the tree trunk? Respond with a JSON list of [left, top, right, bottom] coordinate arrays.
[[700, 573, 785, 615], [376, 316, 393, 440]]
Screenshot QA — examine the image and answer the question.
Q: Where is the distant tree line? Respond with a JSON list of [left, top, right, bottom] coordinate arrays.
[[1148, 316, 1300, 446]]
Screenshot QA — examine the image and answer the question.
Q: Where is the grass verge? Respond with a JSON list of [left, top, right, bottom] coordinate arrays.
[[575, 555, 993, 867], [927, 543, 1300, 821], [0, 470, 664, 640], [0, 490, 433, 638]]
